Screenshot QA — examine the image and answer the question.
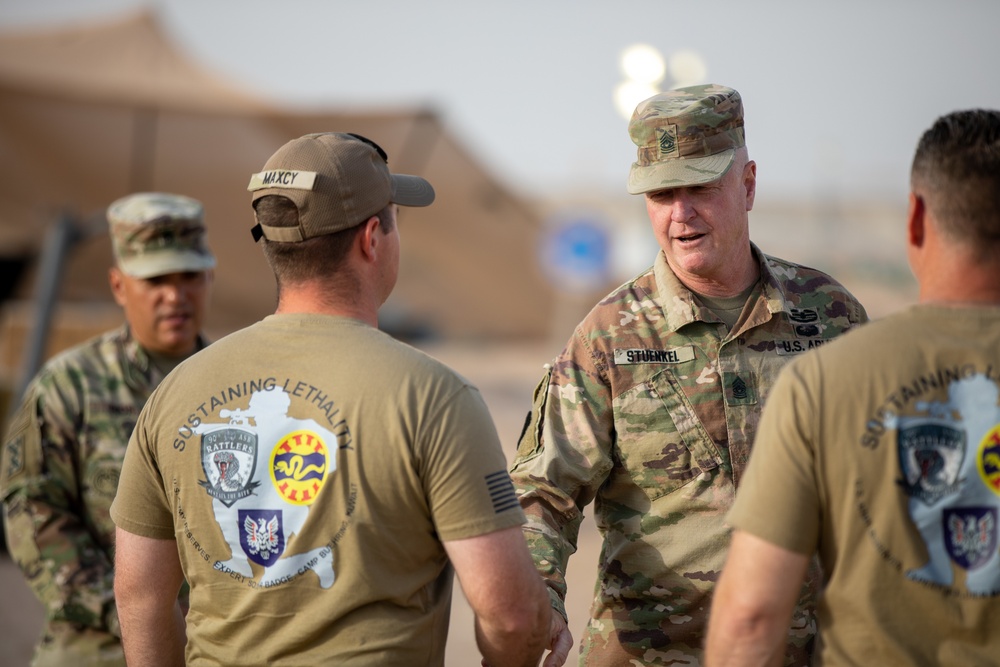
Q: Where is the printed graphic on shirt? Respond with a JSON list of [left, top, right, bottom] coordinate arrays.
[[191, 385, 341, 590], [199, 428, 260, 507], [897, 420, 964, 505], [976, 423, 1000, 494], [944, 507, 996, 571], [271, 430, 330, 505], [240, 509, 284, 567], [887, 373, 1000, 594], [485, 470, 518, 513]]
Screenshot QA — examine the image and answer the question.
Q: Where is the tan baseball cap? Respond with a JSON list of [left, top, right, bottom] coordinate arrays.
[[627, 83, 746, 194], [247, 132, 435, 242], [107, 192, 216, 279]]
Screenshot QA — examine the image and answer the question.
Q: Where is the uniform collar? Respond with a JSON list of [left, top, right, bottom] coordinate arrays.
[[118, 324, 208, 390], [653, 242, 791, 335]]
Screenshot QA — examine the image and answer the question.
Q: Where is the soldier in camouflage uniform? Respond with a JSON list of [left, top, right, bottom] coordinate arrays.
[[0, 192, 215, 666], [509, 84, 869, 666]]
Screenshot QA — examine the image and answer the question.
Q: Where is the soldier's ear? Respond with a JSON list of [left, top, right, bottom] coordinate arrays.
[[109, 266, 128, 306]]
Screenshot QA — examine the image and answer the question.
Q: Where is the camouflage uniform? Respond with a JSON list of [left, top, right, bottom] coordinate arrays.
[[1, 325, 204, 666], [510, 247, 867, 665]]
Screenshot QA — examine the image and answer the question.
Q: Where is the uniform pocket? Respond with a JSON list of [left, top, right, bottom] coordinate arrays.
[[613, 368, 721, 500]]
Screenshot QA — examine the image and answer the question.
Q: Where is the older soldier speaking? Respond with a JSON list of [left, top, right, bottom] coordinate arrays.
[[509, 84, 868, 665], [1, 192, 214, 666]]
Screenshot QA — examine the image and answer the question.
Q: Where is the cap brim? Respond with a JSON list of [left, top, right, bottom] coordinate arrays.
[[627, 149, 736, 194], [391, 174, 435, 207], [119, 252, 217, 279]]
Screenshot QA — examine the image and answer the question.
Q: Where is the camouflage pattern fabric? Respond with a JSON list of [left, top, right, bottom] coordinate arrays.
[[0, 325, 199, 666], [510, 245, 868, 666]]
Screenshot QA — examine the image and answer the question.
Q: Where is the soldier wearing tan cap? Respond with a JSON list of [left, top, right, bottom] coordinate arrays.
[[111, 133, 550, 667], [1, 192, 214, 666], [509, 84, 869, 665]]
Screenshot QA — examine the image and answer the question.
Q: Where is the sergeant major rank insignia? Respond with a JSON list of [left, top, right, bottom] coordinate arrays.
[[199, 426, 261, 507]]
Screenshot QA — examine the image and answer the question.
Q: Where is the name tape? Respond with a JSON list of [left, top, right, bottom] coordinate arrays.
[[614, 346, 695, 365], [247, 170, 318, 192]]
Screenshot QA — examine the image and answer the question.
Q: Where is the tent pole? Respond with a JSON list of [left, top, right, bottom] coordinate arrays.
[[10, 213, 81, 417]]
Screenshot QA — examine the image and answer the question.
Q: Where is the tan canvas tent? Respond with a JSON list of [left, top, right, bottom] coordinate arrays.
[[0, 9, 555, 393]]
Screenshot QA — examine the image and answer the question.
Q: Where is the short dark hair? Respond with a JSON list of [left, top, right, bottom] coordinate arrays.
[[911, 109, 1000, 259], [255, 195, 395, 290]]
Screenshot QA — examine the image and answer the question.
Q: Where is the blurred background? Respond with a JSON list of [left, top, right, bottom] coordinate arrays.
[[1, 1, 998, 665]]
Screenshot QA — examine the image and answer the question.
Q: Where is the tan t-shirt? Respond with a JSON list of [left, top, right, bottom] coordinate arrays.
[[729, 304, 1000, 665], [111, 314, 524, 666]]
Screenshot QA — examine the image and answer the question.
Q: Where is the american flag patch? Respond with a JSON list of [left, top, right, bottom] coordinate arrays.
[[485, 470, 519, 513]]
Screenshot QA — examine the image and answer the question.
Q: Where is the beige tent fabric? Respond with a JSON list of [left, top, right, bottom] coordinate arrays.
[[0, 9, 554, 344]]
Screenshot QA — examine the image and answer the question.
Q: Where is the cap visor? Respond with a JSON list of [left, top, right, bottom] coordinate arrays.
[[119, 252, 217, 279], [391, 174, 435, 207], [627, 150, 735, 194]]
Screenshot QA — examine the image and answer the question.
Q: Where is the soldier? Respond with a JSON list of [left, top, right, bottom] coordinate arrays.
[[509, 84, 868, 665], [705, 110, 1000, 666], [0, 192, 214, 666], [110, 133, 550, 666]]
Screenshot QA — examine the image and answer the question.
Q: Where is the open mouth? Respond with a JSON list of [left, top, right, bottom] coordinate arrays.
[[676, 233, 705, 243]]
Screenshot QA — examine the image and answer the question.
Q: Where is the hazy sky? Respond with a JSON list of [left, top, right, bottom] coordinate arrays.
[[2, 0, 998, 205]]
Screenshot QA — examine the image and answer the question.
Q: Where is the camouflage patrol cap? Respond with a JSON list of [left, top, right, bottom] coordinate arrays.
[[107, 192, 216, 279], [247, 132, 435, 242], [627, 83, 746, 194]]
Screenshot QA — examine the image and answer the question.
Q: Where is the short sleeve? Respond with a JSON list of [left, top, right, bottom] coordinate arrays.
[[419, 385, 525, 542], [110, 394, 175, 540]]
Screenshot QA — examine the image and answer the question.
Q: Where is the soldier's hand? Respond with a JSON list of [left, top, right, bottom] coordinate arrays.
[[542, 611, 572, 667]]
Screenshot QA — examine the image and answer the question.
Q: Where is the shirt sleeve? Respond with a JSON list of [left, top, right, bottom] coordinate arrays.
[[727, 355, 822, 556], [418, 383, 526, 543], [110, 390, 175, 540], [0, 377, 119, 636], [508, 331, 615, 618]]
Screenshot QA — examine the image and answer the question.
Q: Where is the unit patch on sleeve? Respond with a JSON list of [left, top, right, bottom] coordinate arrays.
[[614, 346, 695, 365]]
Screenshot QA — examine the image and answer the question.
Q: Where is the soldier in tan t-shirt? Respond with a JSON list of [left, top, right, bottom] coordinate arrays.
[[706, 110, 1000, 665], [110, 133, 551, 667]]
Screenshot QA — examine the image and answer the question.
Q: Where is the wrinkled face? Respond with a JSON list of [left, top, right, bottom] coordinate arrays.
[[644, 153, 757, 290], [109, 268, 212, 356]]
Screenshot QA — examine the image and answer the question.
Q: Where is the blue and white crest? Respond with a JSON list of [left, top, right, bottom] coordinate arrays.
[[199, 427, 261, 507], [945, 507, 997, 571], [897, 419, 965, 505], [239, 509, 285, 567]]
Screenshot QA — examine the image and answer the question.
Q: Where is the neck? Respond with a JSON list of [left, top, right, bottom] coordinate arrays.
[[672, 252, 760, 298], [275, 285, 380, 327], [915, 246, 1000, 306]]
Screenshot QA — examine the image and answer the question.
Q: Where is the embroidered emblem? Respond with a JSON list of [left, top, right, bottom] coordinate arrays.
[[789, 308, 821, 338], [239, 509, 284, 567], [656, 126, 677, 157], [945, 507, 997, 571], [732, 375, 748, 400], [897, 419, 965, 505], [789, 308, 818, 323], [976, 424, 1000, 494], [199, 427, 261, 507], [270, 430, 329, 506], [4, 436, 24, 478], [723, 371, 756, 406], [91, 462, 120, 497]]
